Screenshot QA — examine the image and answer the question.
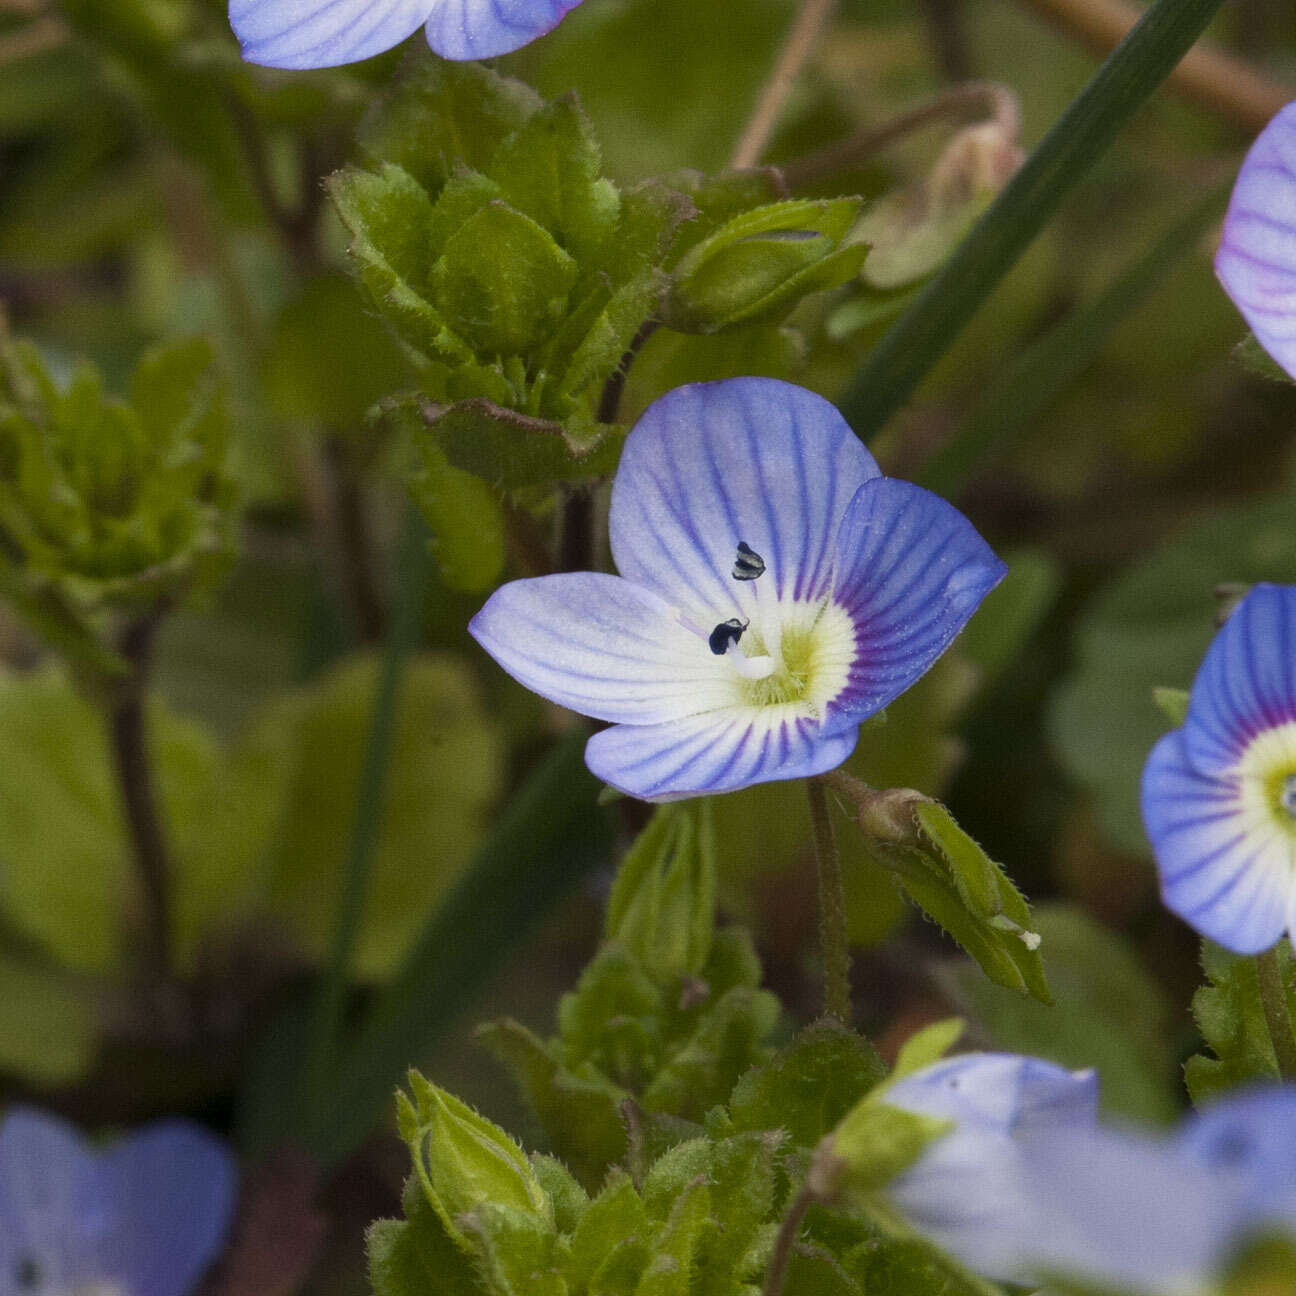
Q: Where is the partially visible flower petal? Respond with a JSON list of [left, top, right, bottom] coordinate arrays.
[[827, 478, 1005, 729], [0, 1108, 95, 1288], [1180, 583, 1296, 776], [1142, 729, 1289, 954], [884, 1054, 1098, 1282], [1216, 102, 1296, 381], [609, 379, 881, 633], [230, 0, 431, 69], [425, 0, 585, 59], [469, 572, 735, 725], [88, 1121, 237, 1296], [586, 709, 858, 802]]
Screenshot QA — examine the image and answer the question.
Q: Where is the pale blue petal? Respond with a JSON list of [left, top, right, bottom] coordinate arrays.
[[1216, 102, 1296, 382], [609, 379, 881, 635], [827, 479, 1006, 728], [469, 573, 736, 725], [1178, 1087, 1296, 1226], [425, 0, 584, 58], [0, 1108, 98, 1291], [1180, 583, 1296, 775], [86, 1122, 237, 1296], [585, 709, 858, 802], [1141, 729, 1289, 954], [1010, 1127, 1240, 1294], [230, 0, 432, 69]]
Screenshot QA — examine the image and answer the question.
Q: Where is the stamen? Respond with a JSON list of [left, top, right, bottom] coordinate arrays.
[[1283, 773, 1296, 818], [708, 617, 748, 656], [732, 541, 766, 582]]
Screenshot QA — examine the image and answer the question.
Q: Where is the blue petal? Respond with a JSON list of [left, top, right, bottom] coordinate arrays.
[[827, 478, 1006, 728], [1178, 1087, 1296, 1227], [886, 1052, 1098, 1135], [0, 1108, 98, 1289], [469, 573, 737, 725], [85, 1122, 237, 1296], [585, 710, 858, 802], [610, 379, 881, 635], [1141, 729, 1289, 954], [230, 0, 431, 69], [425, 0, 585, 58], [1216, 102, 1296, 382], [1181, 583, 1296, 775]]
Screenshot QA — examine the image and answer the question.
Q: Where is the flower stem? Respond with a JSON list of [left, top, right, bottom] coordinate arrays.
[[1256, 945, 1296, 1081], [731, 0, 839, 169], [108, 608, 173, 983], [807, 777, 852, 1022], [762, 1184, 815, 1296]]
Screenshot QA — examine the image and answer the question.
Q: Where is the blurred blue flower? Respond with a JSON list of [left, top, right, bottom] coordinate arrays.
[[890, 1058, 1296, 1293], [0, 1106, 237, 1296], [229, 0, 587, 66], [1141, 583, 1296, 954], [1216, 100, 1296, 381], [470, 378, 1005, 801]]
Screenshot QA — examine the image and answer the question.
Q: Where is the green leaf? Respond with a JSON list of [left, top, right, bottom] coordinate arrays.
[[0, 951, 96, 1086], [430, 202, 578, 357], [255, 653, 505, 979], [1050, 488, 1296, 852], [940, 904, 1177, 1123], [358, 55, 542, 197], [420, 398, 622, 491], [665, 199, 866, 334], [841, 0, 1231, 440], [369, 1177, 487, 1296], [728, 1019, 886, 1149], [1184, 940, 1295, 1105], [491, 95, 621, 265], [569, 1171, 651, 1291], [636, 1175, 710, 1296]]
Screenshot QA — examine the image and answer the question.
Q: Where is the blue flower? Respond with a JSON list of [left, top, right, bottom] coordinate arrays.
[[0, 1106, 237, 1296], [469, 378, 1006, 802], [883, 1052, 1100, 1281], [1216, 100, 1296, 381], [1141, 583, 1296, 954], [229, 0, 587, 66], [889, 1058, 1296, 1294]]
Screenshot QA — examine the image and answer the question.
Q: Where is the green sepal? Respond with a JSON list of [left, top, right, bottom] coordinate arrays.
[[368, 1176, 485, 1296], [813, 1099, 950, 1203], [1185, 940, 1296, 1104], [1233, 333, 1294, 385], [1152, 685, 1190, 727], [568, 1171, 651, 1292], [457, 1203, 562, 1296], [430, 202, 579, 356], [664, 198, 866, 334], [888, 1018, 965, 1083]]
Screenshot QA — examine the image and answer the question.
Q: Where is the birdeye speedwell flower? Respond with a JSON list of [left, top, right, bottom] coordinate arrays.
[[0, 1106, 237, 1296], [470, 377, 1006, 801], [230, 0, 587, 66], [1142, 583, 1296, 954], [1215, 100, 1296, 381]]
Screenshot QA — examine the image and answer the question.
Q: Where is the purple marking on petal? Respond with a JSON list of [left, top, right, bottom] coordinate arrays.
[[470, 572, 736, 726], [230, 0, 432, 68], [425, 0, 586, 60], [828, 478, 1005, 727], [1142, 728, 1289, 954], [585, 710, 858, 801], [610, 379, 880, 631], [1180, 584, 1296, 777], [1216, 101, 1296, 380]]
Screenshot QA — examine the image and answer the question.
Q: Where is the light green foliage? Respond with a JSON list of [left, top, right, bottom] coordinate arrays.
[[940, 905, 1177, 1122], [1184, 940, 1296, 1106], [1051, 489, 1296, 851], [0, 335, 235, 625], [869, 798, 1051, 1003]]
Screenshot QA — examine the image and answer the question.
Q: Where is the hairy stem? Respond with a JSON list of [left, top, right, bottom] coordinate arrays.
[[762, 1185, 815, 1296], [108, 608, 172, 982], [731, 0, 839, 169], [1256, 945, 1296, 1081], [808, 777, 852, 1022]]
